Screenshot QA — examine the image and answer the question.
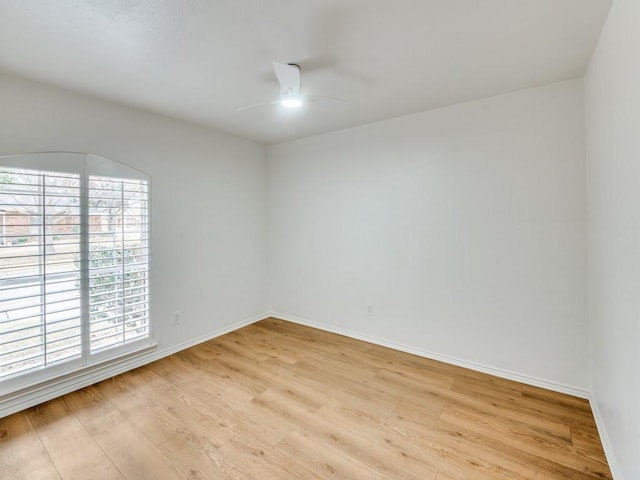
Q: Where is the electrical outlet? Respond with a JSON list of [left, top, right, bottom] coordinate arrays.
[[172, 311, 181, 325], [366, 304, 374, 316]]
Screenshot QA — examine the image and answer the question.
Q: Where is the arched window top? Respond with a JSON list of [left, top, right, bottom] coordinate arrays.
[[0, 152, 148, 181]]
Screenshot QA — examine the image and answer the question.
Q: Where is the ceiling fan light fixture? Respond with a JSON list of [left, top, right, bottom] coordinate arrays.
[[281, 96, 303, 108]]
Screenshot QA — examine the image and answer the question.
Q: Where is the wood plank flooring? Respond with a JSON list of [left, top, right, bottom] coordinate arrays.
[[0, 318, 612, 479]]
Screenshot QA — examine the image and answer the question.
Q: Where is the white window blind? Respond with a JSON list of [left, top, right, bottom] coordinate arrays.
[[0, 168, 82, 378], [0, 153, 151, 390], [88, 175, 149, 352]]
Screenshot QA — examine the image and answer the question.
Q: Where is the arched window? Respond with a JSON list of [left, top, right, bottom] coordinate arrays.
[[0, 153, 151, 393]]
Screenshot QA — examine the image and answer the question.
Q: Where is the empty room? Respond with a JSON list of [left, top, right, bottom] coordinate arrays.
[[0, 0, 637, 479]]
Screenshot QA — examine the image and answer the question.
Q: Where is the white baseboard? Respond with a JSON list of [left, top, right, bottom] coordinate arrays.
[[0, 312, 270, 419], [589, 395, 625, 480], [270, 311, 590, 399]]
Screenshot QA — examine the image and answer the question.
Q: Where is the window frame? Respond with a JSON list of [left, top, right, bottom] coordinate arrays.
[[0, 152, 153, 395]]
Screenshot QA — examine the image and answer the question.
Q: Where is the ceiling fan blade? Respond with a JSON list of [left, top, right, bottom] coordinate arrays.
[[235, 99, 279, 112], [273, 61, 301, 94], [306, 95, 347, 112]]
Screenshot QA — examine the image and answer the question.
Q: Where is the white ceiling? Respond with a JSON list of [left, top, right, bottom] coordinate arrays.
[[0, 0, 611, 145]]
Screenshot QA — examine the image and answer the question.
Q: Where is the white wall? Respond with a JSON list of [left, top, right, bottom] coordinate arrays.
[[0, 72, 269, 413], [585, 0, 640, 477], [269, 79, 588, 393]]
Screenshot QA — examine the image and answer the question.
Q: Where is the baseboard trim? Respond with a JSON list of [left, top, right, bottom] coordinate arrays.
[[270, 311, 590, 399], [153, 312, 269, 360], [589, 395, 625, 480], [0, 312, 270, 419]]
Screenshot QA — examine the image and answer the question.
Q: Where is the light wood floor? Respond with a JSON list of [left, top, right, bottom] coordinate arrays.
[[1, 318, 611, 479]]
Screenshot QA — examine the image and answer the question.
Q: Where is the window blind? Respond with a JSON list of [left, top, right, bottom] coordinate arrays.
[[88, 175, 149, 352], [0, 168, 82, 378], [0, 156, 151, 387]]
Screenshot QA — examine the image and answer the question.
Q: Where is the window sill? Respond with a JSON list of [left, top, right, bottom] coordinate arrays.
[[0, 340, 158, 418]]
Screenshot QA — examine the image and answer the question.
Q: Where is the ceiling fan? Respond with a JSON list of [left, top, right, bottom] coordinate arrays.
[[236, 61, 345, 112]]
